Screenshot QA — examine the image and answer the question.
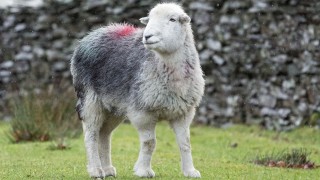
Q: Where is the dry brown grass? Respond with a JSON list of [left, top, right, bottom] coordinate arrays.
[[8, 83, 81, 147]]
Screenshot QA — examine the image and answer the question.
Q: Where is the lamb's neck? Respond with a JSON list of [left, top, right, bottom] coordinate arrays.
[[155, 47, 188, 69]]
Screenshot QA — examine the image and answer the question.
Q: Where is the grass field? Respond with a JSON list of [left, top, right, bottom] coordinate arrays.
[[0, 122, 319, 179]]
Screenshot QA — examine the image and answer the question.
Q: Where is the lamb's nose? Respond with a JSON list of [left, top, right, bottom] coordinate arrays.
[[144, 34, 153, 40]]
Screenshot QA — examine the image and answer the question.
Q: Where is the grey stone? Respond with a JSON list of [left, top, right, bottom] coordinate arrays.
[[15, 52, 34, 61], [53, 61, 67, 71], [312, 40, 319, 46], [189, 2, 214, 11], [225, 107, 234, 117], [287, 64, 300, 77], [14, 23, 26, 32], [0, 61, 14, 69], [196, 115, 208, 124], [198, 106, 207, 115], [22, 45, 32, 52], [260, 107, 278, 116], [222, 1, 250, 11], [282, 79, 295, 89], [197, 25, 209, 34], [3, 15, 15, 28], [199, 50, 213, 61], [258, 94, 277, 108], [52, 28, 68, 38], [212, 55, 225, 66], [53, 40, 65, 49], [207, 39, 222, 51], [271, 54, 288, 63], [278, 109, 291, 118], [37, 14, 50, 23], [298, 102, 308, 112], [293, 116, 303, 126], [0, 70, 11, 77], [249, 1, 269, 13], [83, 0, 109, 11], [278, 118, 290, 125], [33, 47, 45, 58], [227, 96, 239, 106], [248, 98, 259, 106], [46, 50, 62, 61], [193, 11, 211, 25], [112, 7, 124, 15], [14, 62, 29, 73], [220, 15, 241, 25], [0, 76, 11, 83], [311, 77, 319, 84], [271, 87, 289, 100]]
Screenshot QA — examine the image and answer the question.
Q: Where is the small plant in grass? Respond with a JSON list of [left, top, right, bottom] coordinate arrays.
[[309, 112, 320, 127], [8, 83, 82, 149], [253, 148, 318, 169], [48, 137, 70, 150]]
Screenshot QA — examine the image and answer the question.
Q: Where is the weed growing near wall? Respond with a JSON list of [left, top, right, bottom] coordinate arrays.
[[8, 84, 81, 147]]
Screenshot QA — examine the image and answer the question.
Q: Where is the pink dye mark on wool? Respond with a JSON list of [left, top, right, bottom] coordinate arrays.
[[112, 25, 137, 38]]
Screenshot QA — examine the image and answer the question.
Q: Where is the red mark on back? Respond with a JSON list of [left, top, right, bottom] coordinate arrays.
[[113, 25, 137, 38]]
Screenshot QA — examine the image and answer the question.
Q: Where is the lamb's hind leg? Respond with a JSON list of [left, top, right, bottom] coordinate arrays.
[[170, 108, 201, 178], [128, 110, 157, 178], [98, 114, 122, 177], [82, 90, 105, 179]]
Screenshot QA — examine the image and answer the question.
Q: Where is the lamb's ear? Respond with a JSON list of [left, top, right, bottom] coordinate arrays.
[[179, 14, 191, 24], [140, 17, 149, 25]]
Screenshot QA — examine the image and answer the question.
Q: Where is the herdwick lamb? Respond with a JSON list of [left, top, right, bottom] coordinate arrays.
[[70, 2, 205, 179]]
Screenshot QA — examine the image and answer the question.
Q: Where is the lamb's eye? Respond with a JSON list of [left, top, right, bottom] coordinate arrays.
[[169, 18, 176, 22]]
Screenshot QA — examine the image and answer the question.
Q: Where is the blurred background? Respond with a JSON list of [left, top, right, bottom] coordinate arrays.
[[0, 0, 319, 132]]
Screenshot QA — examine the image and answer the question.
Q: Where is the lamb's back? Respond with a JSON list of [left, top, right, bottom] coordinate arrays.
[[71, 24, 153, 99]]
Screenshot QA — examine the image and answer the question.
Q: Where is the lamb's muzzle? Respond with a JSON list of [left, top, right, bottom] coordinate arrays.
[[70, 2, 204, 179]]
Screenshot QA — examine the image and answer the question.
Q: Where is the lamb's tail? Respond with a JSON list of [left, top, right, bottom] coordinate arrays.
[[74, 85, 85, 121], [75, 98, 83, 121]]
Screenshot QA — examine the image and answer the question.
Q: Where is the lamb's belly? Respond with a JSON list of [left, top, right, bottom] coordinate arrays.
[[144, 92, 193, 118], [153, 108, 190, 120]]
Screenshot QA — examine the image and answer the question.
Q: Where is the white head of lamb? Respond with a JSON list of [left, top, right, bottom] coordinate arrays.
[[140, 3, 191, 54]]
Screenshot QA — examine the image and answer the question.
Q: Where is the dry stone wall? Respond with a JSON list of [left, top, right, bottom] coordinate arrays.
[[0, 0, 319, 130]]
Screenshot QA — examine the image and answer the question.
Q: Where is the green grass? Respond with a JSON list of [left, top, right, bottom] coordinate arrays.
[[0, 122, 319, 179]]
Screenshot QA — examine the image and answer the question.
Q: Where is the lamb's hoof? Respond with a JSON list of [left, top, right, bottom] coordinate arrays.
[[134, 167, 155, 178], [102, 166, 116, 177], [88, 167, 105, 179], [183, 168, 201, 178], [93, 178, 104, 180]]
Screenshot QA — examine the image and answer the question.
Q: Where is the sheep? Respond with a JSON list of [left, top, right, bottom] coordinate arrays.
[[70, 2, 205, 179]]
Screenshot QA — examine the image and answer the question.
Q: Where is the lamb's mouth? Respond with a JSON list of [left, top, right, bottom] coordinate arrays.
[[144, 41, 159, 45]]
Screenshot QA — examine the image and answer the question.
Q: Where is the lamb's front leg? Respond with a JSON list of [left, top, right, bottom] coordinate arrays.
[[128, 111, 156, 178], [170, 109, 201, 178]]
